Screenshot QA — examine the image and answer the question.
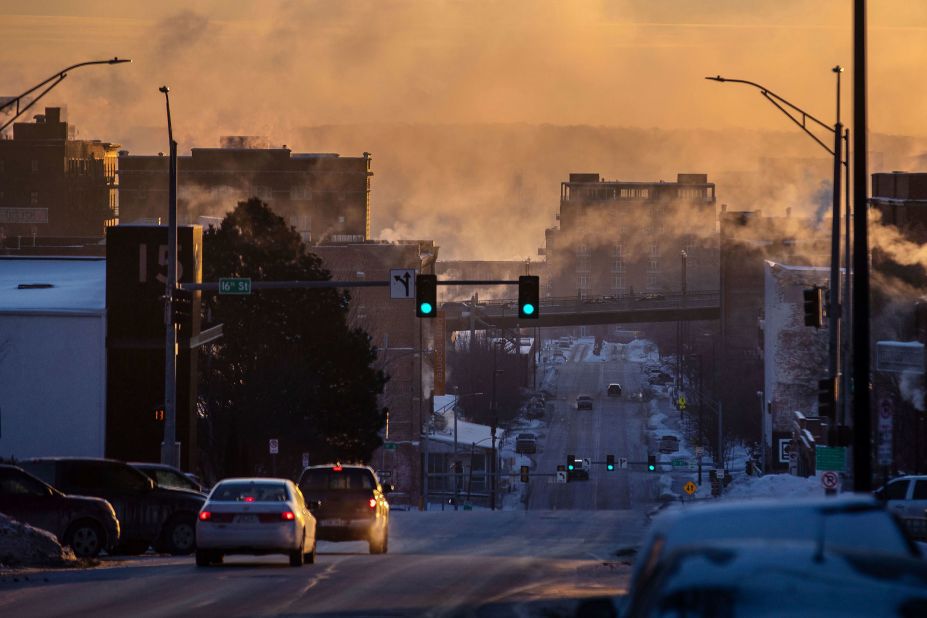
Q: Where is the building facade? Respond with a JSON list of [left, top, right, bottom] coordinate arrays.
[[312, 239, 438, 509], [119, 139, 372, 244], [544, 173, 718, 300], [0, 107, 119, 238]]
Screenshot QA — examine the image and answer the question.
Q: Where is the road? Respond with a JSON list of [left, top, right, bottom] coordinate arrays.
[[0, 510, 644, 617], [527, 340, 656, 511]]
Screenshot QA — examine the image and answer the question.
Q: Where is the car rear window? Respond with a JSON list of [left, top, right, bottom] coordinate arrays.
[[299, 468, 375, 491], [211, 481, 289, 502]]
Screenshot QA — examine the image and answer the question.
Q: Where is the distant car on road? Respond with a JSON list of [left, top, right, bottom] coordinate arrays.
[[297, 464, 391, 554], [131, 462, 206, 494], [607, 383, 623, 397], [636, 293, 666, 302], [515, 433, 537, 454], [575, 395, 594, 410], [0, 464, 120, 558], [20, 457, 205, 555], [658, 435, 680, 454], [195, 478, 316, 567]]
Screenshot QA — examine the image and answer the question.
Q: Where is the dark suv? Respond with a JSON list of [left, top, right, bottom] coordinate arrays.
[[20, 458, 205, 555], [297, 464, 391, 554], [0, 464, 120, 558]]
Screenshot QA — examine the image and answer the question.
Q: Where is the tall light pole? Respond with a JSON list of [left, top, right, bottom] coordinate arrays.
[[0, 58, 131, 133], [707, 70, 848, 446], [159, 85, 180, 468]]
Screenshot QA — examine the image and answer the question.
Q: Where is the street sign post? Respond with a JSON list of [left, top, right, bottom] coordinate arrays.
[[815, 446, 847, 472], [821, 470, 840, 491], [269, 438, 279, 454], [617, 457, 629, 470], [877, 398, 893, 467], [390, 269, 417, 300], [683, 481, 698, 495], [219, 277, 252, 295]]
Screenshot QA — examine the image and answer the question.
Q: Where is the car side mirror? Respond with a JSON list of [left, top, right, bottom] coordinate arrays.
[[382, 484, 394, 494], [307, 500, 322, 513], [146, 478, 156, 492]]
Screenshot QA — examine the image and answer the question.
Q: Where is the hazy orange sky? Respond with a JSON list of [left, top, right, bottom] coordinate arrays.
[[2, 1, 926, 146]]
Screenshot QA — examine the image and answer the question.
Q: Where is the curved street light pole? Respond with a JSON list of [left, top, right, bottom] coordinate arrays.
[[0, 58, 131, 133], [707, 70, 847, 448]]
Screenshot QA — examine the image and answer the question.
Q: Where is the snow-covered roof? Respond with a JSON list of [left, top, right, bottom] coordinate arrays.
[[0, 257, 105, 314], [429, 395, 493, 447]]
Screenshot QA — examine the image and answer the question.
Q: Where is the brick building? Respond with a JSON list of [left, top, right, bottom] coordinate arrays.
[[543, 173, 718, 299], [312, 240, 438, 509], [719, 209, 829, 444], [119, 138, 372, 244], [0, 107, 119, 238]]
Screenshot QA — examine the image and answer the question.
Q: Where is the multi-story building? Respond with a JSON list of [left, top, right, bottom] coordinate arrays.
[[312, 239, 438, 509], [544, 173, 718, 299], [0, 107, 119, 238], [119, 138, 372, 244], [719, 208, 829, 445]]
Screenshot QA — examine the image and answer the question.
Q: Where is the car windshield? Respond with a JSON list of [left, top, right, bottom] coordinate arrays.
[[211, 481, 289, 502], [299, 468, 375, 491]]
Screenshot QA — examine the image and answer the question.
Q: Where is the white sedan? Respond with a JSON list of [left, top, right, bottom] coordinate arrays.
[[195, 478, 317, 567]]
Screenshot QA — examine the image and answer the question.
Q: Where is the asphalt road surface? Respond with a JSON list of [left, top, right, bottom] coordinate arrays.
[[527, 341, 657, 511], [0, 509, 644, 617]]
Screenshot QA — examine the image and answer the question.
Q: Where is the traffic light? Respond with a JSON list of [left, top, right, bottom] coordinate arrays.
[[518, 275, 540, 319], [803, 286, 825, 328], [567, 454, 576, 471], [171, 287, 193, 324], [606, 454, 615, 471], [520, 465, 529, 483], [416, 274, 437, 318], [817, 377, 837, 420], [647, 454, 656, 471]]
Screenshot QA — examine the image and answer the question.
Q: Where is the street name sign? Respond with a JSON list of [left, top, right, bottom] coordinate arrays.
[[671, 458, 688, 468], [219, 277, 252, 295], [815, 446, 847, 472], [390, 269, 417, 300], [384, 442, 398, 450]]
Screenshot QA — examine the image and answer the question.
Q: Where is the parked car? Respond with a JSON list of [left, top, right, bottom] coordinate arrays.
[[627, 495, 920, 602], [621, 541, 927, 618], [515, 433, 537, 454], [131, 462, 206, 494], [575, 395, 594, 410], [195, 478, 316, 567], [297, 464, 391, 554], [20, 457, 206, 555], [875, 475, 927, 520], [0, 464, 120, 558], [607, 383, 623, 397]]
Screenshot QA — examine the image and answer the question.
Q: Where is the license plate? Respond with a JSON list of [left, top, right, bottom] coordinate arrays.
[[235, 514, 258, 524], [320, 519, 346, 527]]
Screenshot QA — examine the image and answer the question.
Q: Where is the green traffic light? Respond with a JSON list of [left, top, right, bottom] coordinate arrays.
[[419, 302, 433, 315], [648, 464, 655, 471], [522, 303, 535, 316], [567, 464, 574, 471], [607, 464, 614, 471]]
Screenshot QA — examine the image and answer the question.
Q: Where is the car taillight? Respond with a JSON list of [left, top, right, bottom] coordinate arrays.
[[281, 511, 296, 521], [333, 465, 343, 472], [199, 511, 211, 521], [368, 498, 377, 509]]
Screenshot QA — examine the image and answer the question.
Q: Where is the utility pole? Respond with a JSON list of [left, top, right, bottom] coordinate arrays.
[[852, 0, 872, 491], [159, 85, 180, 468]]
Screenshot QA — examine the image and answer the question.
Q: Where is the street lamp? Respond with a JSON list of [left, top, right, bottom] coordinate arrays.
[[0, 58, 131, 133], [707, 70, 848, 447], [159, 85, 181, 468]]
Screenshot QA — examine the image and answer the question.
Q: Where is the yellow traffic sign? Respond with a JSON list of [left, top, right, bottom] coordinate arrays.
[[678, 395, 687, 411], [683, 481, 698, 495]]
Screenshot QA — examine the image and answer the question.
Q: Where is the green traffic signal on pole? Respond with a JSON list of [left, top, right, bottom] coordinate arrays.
[[567, 454, 575, 471], [606, 454, 615, 471], [648, 454, 656, 471], [416, 274, 437, 318], [518, 275, 540, 320]]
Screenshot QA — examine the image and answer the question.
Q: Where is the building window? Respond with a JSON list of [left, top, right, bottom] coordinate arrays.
[[252, 185, 273, 201], [576, 257, 591, 274], [612, 243, 623, 258], [31, 160, 38, 173], [611, 274, 624, 291], [647, 273, 658, 289], [577, 274, 589, 292], [649, 258, 659, 272], [650, 242, 660, 257], [30, 192, 38, 205], [290, 185, 311, 201]]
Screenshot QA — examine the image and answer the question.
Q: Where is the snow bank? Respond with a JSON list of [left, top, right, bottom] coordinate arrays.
[[723, 473, 823, 500], [0, 513, 78, 568]]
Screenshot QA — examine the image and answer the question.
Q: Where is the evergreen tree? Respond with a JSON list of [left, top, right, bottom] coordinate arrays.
[[198, 198, 387, 478]]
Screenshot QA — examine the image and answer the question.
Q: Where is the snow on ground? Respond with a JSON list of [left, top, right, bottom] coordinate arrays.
[[723, 473, 824, 500], [0, 513, 78, 568], [626, 339, 659, 363]]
